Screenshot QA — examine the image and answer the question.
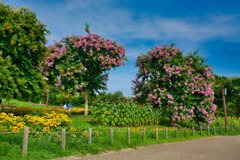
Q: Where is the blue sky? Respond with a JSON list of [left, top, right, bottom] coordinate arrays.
[[3, 0, 240, 96]]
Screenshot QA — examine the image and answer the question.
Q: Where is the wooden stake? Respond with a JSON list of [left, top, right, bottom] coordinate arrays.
[[165, 128, 168, 139], [46, 89, 49, 106], [127, 128, 130, 144], [110, 128, 113, 144], [142, 128, 146, 142], [207, 125, 210, 136], [22, 127, 29, 156], [88, 128, 92, 145], [175, 127, 178, 138], [200, 126, 202, 135], [61, 128, 66, 150], [213, 126, 216, 135], [155, 128, 159, 141], [184, 127, 187, 137]]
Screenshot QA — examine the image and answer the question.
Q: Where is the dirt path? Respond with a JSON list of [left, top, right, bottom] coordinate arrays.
[[56, 136, 240, 160]]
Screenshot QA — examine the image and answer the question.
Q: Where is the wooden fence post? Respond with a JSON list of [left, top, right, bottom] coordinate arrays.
[[155, 128, 159, 141], [184, 127, 187, 137], [192, 126, 195, 136], [127, 128, 130, 144], [213, 126, 216, 135], [207, 125, 210, 136], [200, 126, 202, 135], [46, 89, 49, 106], [61, 128, 66, 150], [142, 128, 146, 143], [175, 127, 178, 138], [88, 128, 92, 145], [22, 127, 29, 156], [110, 128, 113, 144], [165, 128, 168, 139]]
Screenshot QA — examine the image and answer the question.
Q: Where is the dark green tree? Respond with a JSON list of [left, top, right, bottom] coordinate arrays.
[[0, 52, 20, 99], [0, 3, 49, 100]]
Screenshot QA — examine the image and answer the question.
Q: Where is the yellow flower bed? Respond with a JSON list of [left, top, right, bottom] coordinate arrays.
[[70, 108, 85, 115], [0, 112, 72, 133]]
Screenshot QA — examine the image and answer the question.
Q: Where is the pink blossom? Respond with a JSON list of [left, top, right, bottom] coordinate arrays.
[[167, 94, 174, 100]]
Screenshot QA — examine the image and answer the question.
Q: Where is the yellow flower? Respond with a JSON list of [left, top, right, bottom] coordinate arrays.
[[17, 122, 26, 129], [70, 127, 77, 132], [71, 134, 76, 138], [12, 126, 19, 133], [43, 126, 50, 133], [82, 130, 89, 137], [132, 127, 140, 132]]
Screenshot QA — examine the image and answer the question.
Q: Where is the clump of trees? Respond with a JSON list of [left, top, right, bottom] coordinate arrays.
[[133, 44, 216, 125]]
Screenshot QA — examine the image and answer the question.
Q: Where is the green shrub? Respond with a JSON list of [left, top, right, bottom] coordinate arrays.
[[91, 101, 160, 127], [49, 93, 84, 106]]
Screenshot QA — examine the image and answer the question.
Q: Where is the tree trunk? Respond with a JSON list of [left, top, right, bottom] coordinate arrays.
[[84, 89, 88, 115]]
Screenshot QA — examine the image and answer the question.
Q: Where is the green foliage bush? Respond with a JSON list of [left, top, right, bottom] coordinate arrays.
[[1, 106, 88, 116], [49, 93, 84, 106], [92, 102, 160, 126]]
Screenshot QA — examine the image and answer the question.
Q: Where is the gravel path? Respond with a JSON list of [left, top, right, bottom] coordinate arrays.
[[56, 136, 240, 160]]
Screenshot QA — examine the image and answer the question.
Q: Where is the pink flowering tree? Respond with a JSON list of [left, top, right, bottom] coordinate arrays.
[[133, 44, 216, 125], [44, 27, 126, 115]]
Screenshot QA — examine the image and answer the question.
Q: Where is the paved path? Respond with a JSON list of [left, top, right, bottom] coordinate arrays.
[[58, 136, 240, 160]]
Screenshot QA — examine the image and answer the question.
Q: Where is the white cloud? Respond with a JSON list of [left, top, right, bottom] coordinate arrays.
[[19, 0, 239, 44]]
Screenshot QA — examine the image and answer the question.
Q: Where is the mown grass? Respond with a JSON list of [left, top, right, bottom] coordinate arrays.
[[1, 114, 240, 160]]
